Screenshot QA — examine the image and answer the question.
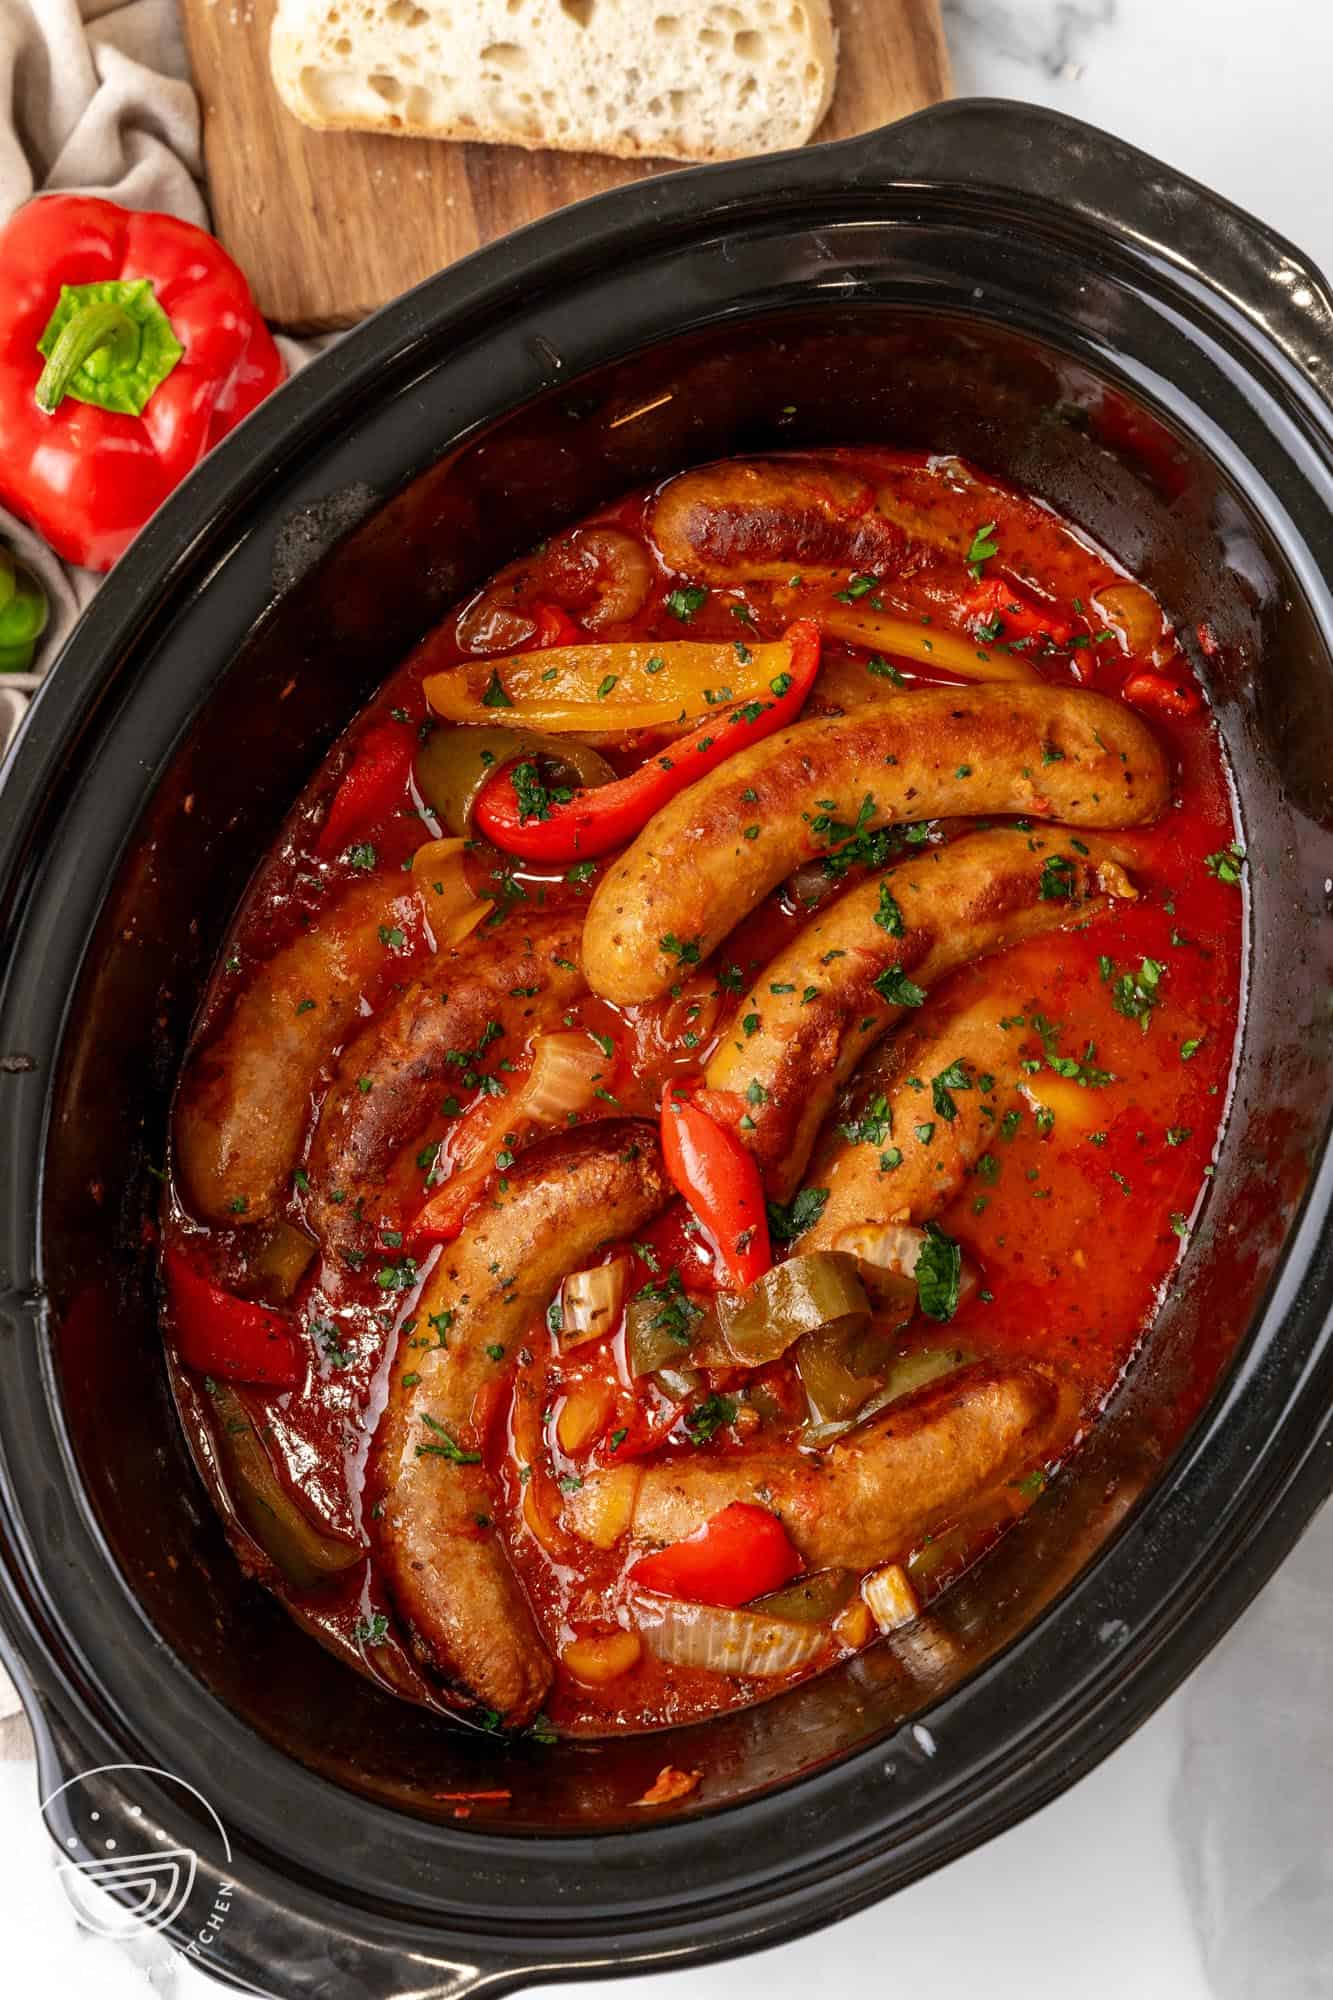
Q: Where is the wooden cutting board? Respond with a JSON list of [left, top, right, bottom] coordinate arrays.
[[180, 0, 951, 334]]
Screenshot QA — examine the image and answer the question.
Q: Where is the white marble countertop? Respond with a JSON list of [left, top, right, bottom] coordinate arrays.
[[4, 1, 1332, 1995]]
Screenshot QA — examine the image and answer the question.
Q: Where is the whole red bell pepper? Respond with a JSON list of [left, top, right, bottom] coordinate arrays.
[[0, 195, 284, 570], [630, 1502, 802, 1607], [661, 1085, 771, 1290], [472, 619, 822, 861], [164, 1245, 302, 1389]]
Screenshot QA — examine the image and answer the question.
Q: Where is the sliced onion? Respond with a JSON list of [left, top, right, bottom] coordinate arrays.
[[861, 1561, 921, 1634], [560, 1254, 630, 1349], [1091, 580, 1165, 658], [833, 1219, 927, 1279], [563, 1464, 642, 1549], [834, 1221, 978, 1313], [786, 858, 839, 910], [561, 1629, 644, 1684], [521, 1030, 605, 1122], [569, 527, 654, 629], [410, 837, 493, 944], [555, 1378, 616, 1453], [634, 1593, 826, 1678]]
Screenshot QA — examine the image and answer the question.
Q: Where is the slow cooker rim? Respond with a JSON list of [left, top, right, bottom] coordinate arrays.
[[1, 96, 1331, 1988]]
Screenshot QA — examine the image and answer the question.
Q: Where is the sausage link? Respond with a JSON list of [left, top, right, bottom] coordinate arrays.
[[583, 687, 1168, 1004], [307, 912, 585, 1255], [627, 1361, 1068, 1572], [706, 827, 1136, 1198], [799, 997, 1033, 1252], [651, 458, 905, 584], [175, 875, 423, 1225], [371, 1123, 670, 1725]]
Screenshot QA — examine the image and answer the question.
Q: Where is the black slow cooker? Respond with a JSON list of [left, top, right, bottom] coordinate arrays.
[[1, 100, 1332, 1996]]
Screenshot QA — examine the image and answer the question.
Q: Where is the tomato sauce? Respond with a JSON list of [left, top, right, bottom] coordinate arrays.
[[161, 449, 1243, 1738]]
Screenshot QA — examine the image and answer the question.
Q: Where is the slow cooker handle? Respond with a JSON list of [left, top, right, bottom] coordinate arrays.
[[20, 1682, 517, 1999], [838, 99, 1333, 419]]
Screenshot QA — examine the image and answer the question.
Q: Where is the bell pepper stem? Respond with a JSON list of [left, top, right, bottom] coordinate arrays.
[[35, 299, 141, 414]]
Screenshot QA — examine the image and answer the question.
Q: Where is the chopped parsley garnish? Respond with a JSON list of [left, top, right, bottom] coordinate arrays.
[[345, 842, 377, 870], [866, 654, 907, 687], [633, 1269, 704, 1348], [480, 668, 512, 708], [416, 1412, 481, 1464], [375, 1257, 418, 1292], [874, 883, 905, 937], [766, 1186, 829, 1244], [874, 964, 927, 1009], [354, 1613, 389, 1646], [915, 1221, 963, 1323], [1101, 953, 1165, 1032], [1038, 853, 1077, 901], [665, 585, 708, 622], [1033, 1011, 1115, 1087], [684, 1393, 737, 1444], [837, 1093, 892, 1147], [511, 760, 572, 824], [966, 521, 999, 578], [660, 931, 702, 965], [932, 1060, 973, 1121], [1205, 843, 1245, 886]]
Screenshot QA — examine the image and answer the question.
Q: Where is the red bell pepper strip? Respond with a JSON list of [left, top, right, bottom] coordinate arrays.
[[316, 720, 416, 858], [661, 1085, 771, 1290], [0, 195, 283, 571], [1121, 668, 1202, 720], [472, 618, 822, 861], [532, 601, 582, 647], [164, 1246, 302, 1389], [962, 577, 1073, 648], [630, 1502, 802, 1607]]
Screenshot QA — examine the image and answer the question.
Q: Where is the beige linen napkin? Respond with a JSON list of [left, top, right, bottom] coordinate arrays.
[[0, 0, 312, 755]]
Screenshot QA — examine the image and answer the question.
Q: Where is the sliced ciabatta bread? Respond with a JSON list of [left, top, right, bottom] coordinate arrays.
[[270, 0, 838, 162]]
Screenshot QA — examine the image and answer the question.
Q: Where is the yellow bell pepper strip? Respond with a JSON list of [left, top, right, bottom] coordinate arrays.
[[424, 636, 800, 733], [816, 600, 1038, 683], [470, 619, 821, 862]]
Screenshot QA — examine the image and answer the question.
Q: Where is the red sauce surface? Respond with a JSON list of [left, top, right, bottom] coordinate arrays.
[[161, 449, 1243, 1738]]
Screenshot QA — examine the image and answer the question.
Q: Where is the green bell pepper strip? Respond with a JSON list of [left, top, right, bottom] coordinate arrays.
[[0, 547, 49, 672]]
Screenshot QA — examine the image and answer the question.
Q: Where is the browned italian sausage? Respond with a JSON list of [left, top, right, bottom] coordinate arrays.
[[175, 874, 424, 1225], [651, 457, 906, 584], [625, 1361, 1068, 1572], [306, 911, 585, 1255], [798, 996, 1033, 1254], [371, 1123, 670, 1726], [705, 827, 1136, 1197], [583, 687, 1168, 1005]]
